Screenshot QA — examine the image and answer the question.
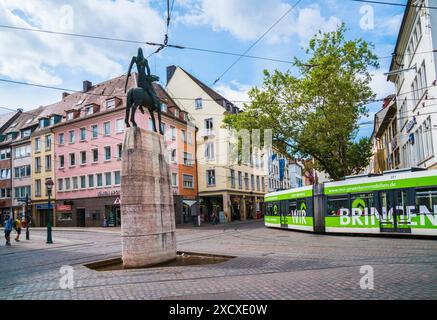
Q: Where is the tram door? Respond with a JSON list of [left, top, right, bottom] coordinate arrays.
[[379, 191, 411, 233], [280, 201, 288, 227]]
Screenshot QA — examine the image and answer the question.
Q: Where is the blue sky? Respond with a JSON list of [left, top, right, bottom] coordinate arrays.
[[0, 0, 405, 138]]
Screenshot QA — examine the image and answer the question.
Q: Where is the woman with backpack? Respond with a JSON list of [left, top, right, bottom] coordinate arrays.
[[4, 214, 13, 246]]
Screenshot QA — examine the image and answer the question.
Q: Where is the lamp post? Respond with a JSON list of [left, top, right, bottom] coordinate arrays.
[[46, 178, 54, 244]]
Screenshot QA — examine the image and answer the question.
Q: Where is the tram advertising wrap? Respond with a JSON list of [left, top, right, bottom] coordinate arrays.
[[264, 170, 437, 237]]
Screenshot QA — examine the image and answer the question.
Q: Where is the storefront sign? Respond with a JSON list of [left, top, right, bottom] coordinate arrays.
[[57, 204, 72, 212], [97, 190, 120, 197], [36, 203, 54, 210]]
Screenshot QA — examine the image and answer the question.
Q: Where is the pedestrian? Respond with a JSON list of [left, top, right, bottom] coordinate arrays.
[[103, 216, 108, 228], [4, 214, 13, 246], [14, 216, 22, 242]]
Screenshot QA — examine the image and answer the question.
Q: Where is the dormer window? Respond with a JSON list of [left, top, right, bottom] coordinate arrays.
[[85, 106, 94, 116], [39, 118, 49, 129], [174, 109, 180, 118], [106, 99, 115, 109], [161, 103, 168, 113], [66, 112, 74, 121], [21, 129, 31, 138]]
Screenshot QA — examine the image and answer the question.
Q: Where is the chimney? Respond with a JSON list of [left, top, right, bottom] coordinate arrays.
[[166, 65, 176, 85], [83, 80, 92, 93], [62, 92, 70, 99]]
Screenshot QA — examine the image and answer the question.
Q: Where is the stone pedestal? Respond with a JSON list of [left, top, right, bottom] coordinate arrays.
[[121, 127, 177, 268]]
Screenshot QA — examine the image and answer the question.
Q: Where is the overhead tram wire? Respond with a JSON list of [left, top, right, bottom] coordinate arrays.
[[350, 0, 437, 10], [3, 77, 437, 107], [212, 0, 304, 85]]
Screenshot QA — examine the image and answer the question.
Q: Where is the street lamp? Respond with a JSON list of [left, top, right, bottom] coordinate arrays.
[[46, 178, 54, 244]]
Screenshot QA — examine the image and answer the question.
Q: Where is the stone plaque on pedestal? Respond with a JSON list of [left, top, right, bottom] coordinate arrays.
[[121, 127, 177, 268]]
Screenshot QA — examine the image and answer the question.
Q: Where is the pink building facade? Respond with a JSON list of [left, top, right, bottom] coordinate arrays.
[[52, 75, 197, 227]]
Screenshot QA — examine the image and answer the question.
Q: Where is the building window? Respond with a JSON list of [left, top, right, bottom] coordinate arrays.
[[230, 170, 235, 188], [35, 138, 41, 152], [45, 155, 52, 171], [58, 179, 63, 192], [256, 176, 260, 191], [171, 149, 177, 162], [80, 176, 86, 189], [114, 171, 121, 185], [72, 177, 78, 190], [245, 173, 249, 190], [59, 133, 64, 146], [207, 170, 216, 187], [80, 128, 86, 141], [85, 106, 94, 116], [160, 123, 166, 135], [148, 118, 154, 131], [205, 143, 215, 160], [0, 148, 11, 160], [106, 99, 115, 109], [117, 144, 122, 159], [181, 130, 186, 143], [66, 112, 74, 121], [105, 172, 112, 186], [0, 168, 10, 180], [171, 173, 178, 187], [116, 119, 124, 133], [205, 118, 213, 132], [251, 175, 255, 190], [35, 157, 41, 173], [81, 151, 87, 165], [104, 146, 111, 161], [65, 178, 71, 190], [35, 180, 41, 197], [14, 186, 31, 199], [97, 174, 103, 187], [238, 171, 243, 189], [92, 149, 99, 163], [161, 103, 168, 112], [104, 122, 111, 136], [14, 145, 31, 159], [183, 175, 194, 189], [59, 155, 65, 169], [170, 126, 176, 141], [14, 165, 31, 178], [262, 177, 265, 192], [91, 125, 98, 139], [69, 153, 76, 166], [183, 152, 193, 166], [88, 175, 95, 188], [195, 98, 203, 109], [69, 130, 75, 143], [21, 129, 31, 138], [45, 135, 52, 150]]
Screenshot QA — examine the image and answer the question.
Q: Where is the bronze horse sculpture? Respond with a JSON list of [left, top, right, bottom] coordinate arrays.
[[124, 48, 164, 135]]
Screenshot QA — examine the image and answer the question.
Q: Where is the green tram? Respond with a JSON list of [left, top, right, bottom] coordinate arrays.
[[265, 169, 437, 237]]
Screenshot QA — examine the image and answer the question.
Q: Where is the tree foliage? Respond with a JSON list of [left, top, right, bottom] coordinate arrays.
[[223, 24, 378, 181]]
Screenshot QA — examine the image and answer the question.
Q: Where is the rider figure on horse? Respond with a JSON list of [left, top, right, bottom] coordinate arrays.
[[125, 48, 161, 116]]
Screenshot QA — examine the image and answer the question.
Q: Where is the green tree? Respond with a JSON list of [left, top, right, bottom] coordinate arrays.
[[224, 24, 378, 181]]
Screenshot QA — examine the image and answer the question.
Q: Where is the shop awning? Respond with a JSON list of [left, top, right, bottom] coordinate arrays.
[[183, 200, 197, 207]]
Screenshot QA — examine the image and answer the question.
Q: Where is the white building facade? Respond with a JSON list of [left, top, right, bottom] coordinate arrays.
[[388, 0, 437, 170]]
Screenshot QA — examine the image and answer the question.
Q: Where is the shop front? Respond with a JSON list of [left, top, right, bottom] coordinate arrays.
[[33, 202, 54, 227], [55, 193, 121, 227]]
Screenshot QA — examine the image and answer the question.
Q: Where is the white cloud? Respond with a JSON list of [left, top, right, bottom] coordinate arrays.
[[214, 80, 251, 109], [370, 70, 395, 99], [0, 0, 165, 86], [176, 1, 341, 45], [376, 13, 403, 36]]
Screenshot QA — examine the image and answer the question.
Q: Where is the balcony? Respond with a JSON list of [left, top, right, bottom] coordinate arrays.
[[200, 129, 215, 138]]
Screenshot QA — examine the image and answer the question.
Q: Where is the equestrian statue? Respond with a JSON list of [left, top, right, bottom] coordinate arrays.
[[124, 48, 163, 135]]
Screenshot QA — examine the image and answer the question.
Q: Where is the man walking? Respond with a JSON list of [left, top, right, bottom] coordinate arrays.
[[4, 214, 13, 246], [14, 216, 21, 242]]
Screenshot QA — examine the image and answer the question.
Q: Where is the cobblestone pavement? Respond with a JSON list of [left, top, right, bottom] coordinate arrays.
[[0, 221, 436, 300]]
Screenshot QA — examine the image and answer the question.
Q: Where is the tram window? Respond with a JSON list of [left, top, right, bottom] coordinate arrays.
[[350, 193, 375, 215], [395, 190, 408, 219], [416, 189, 437, 214], [327, 197, 349, 216], [288, 201, 297, 216]]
